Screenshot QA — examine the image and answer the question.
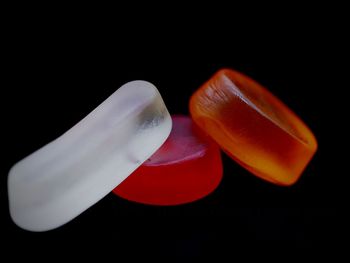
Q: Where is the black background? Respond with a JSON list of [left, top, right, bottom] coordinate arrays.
[[1, 7, 344, 260]]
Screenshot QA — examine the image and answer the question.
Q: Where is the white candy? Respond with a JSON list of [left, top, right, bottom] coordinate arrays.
[[8, 80, 172, 232]]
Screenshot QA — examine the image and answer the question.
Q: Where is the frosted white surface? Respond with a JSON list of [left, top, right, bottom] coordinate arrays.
[[8, 81, 172, 231]]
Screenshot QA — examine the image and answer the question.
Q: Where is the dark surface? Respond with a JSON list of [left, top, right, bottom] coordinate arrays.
[[2, 11, 343, 260]]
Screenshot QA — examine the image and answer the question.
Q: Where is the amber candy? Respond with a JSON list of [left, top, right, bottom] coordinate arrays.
[[113, 115, 223, 205], [190, 69, 317, 186]]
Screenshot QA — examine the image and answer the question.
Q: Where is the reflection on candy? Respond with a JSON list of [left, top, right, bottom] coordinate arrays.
[[113, 115, 223, 205], [190, 69, 317, 186], [8, 80, 172, 231]]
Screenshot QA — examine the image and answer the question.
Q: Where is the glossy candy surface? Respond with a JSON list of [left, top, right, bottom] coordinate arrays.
[[190, 69, 317, 186], [8, 81, 172, 231], [113, 115, 223, 205]]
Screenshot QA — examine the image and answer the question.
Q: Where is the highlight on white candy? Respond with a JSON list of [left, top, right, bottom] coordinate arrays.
[[8, 80, 172, 232]]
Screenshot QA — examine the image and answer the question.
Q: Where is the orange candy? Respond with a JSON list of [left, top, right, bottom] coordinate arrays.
[[190, 69, 317, 186]]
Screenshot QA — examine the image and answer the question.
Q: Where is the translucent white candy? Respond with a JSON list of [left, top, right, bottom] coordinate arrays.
[[8, 80, 172, 232]]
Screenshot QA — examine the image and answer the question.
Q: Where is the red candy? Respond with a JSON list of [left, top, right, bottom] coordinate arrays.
[[113, 115, 223, 205]]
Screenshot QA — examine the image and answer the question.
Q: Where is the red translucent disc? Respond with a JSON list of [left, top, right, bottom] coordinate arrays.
[[112, 115, 223, 205]]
